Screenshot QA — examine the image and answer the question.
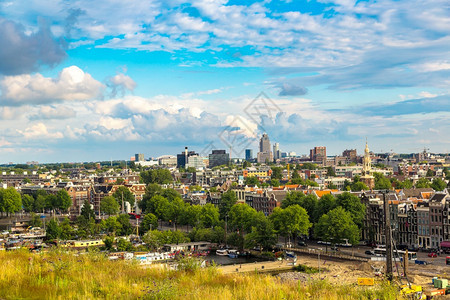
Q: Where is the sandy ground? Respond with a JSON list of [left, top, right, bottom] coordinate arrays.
[[219, 254, 449, 288]]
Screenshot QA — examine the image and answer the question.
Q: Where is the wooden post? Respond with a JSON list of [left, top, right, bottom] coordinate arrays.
[[404, 249, 408, 277]]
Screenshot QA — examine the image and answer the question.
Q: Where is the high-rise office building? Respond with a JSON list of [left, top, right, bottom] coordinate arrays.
[[209, 150, 230, 167], [273, 143, 281, 160], [257, 134, 273, 163], [177, 147, 198, 168], [260, 133, 271, 152], [245, 149, 253, 161], [135, 153, 145, 162]]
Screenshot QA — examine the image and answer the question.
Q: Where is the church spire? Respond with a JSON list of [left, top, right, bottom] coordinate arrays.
[[363, 140, 371, 176]]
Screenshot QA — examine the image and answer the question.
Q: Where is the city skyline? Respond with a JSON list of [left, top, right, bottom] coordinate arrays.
[[0, 1, 449, 163]]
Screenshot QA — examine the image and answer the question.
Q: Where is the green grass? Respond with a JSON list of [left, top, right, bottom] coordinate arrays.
[[293, 264, 321, 274], [0, 249, 403, 299]]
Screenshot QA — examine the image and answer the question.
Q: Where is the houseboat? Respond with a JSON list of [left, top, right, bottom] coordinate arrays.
[[133, 252, 173, 264], [60, 239, 104, 249]]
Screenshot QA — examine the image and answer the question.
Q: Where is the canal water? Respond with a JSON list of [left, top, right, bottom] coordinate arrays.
[[205, 253, 266, 266]]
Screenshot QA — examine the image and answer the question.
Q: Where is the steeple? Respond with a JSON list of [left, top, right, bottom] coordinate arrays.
[[361, 140, 375, 189], [363, 140, 371, 176]]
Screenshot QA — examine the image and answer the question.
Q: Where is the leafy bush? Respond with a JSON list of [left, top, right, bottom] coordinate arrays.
[[294, 264, 320, 274]]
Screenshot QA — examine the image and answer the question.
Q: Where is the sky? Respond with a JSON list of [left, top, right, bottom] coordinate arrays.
[[0, 0, 449, 163]]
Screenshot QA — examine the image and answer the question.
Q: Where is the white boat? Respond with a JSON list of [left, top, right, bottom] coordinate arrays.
[[133, 252, 173, 265], [216, 249, 228, 256]]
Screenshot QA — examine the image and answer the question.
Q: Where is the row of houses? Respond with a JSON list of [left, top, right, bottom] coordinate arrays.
[[20, 182, 146, 215], [361, 188, 450, 250], [205, 185, 450, 250]]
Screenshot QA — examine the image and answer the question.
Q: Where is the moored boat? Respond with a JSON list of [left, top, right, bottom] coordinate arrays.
[[216, 249, 228, 256]]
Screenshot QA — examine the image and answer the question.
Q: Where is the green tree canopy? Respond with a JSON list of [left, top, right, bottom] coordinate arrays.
[[113, 186, 135, 208], [22, 194, 35, 213], [431, 178, 446, 191], [335, 192, 366, 228], [351, 181, 369, 192], [141, 169, 173, 185], [270, 205, 312, 242], [219, 190, 237, 219], [200, 203, 220, 228], [162, 188, 181, 201], [101, 216, 122, 235], [244, 211, 277, 251], [0, 187, 22, 215], [317, 193, 337, 219], [140, 213, 158, 233], [56, 189, 72, 212], [101, 196, 120, 216], [373, 172, 392, 190], [80, 199, 95, 220], [314, 207, 360, 246], [46, 218, 62, 240], [271, 167, 283, 180], [139, 184, 163, 213], [244, 176, 259, 186], [281, 191, 305, 209], [270, 179, 280, 187], [415, 177, 431, 188], [229, 203, 258, 235], [117, 214, 133, 236], [60, 217, 74, 240], [326, 167, 336, 177], [34, 194, 46, 212]]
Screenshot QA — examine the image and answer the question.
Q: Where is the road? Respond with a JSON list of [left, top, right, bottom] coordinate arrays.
[[293, 240, 448, 267]]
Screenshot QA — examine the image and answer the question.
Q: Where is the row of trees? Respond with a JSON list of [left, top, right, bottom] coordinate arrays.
[[0, 187, 22, 216], [22, 189, 72, 214], [342, 172, 447, 192]]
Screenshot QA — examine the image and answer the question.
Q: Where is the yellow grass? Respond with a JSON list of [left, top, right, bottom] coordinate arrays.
[[0, 249, 402, 299]]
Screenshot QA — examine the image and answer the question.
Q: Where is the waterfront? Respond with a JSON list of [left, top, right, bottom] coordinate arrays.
[[205, 253, 266, 266]]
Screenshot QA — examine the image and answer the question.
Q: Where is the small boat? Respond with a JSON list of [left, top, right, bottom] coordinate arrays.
[[216, 249, 228, 256], [228, 249, 239, 258]]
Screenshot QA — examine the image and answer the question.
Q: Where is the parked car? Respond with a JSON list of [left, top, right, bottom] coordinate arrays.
[[428, 252, 438, 258], [365, 250, 375, 256]]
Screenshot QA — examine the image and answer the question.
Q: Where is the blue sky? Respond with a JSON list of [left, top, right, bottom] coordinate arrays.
[[0, 0, 449, 163]]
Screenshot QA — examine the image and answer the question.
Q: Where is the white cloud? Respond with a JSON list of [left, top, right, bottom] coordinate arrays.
[[107, 73, 136, 97], [30, 105, 76, 120], [0, 66, 104, 105], [20, 123, 63, 139], [0, 138, 12, 147]]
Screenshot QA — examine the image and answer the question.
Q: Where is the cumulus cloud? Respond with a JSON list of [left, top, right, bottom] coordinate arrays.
[[20, 123, 63, 139], [107, 73, 136, 97], [0, 66, 104, 105], [278, 83, 308, 96], [29, 105, 76, 120], [0, 17, 66, 75]]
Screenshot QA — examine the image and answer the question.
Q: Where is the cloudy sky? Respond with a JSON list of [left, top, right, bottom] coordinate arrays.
[[0, 0, 449, 163]]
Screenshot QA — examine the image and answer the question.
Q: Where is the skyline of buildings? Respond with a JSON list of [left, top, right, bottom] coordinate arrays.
[[0, 1, 448, 164]]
